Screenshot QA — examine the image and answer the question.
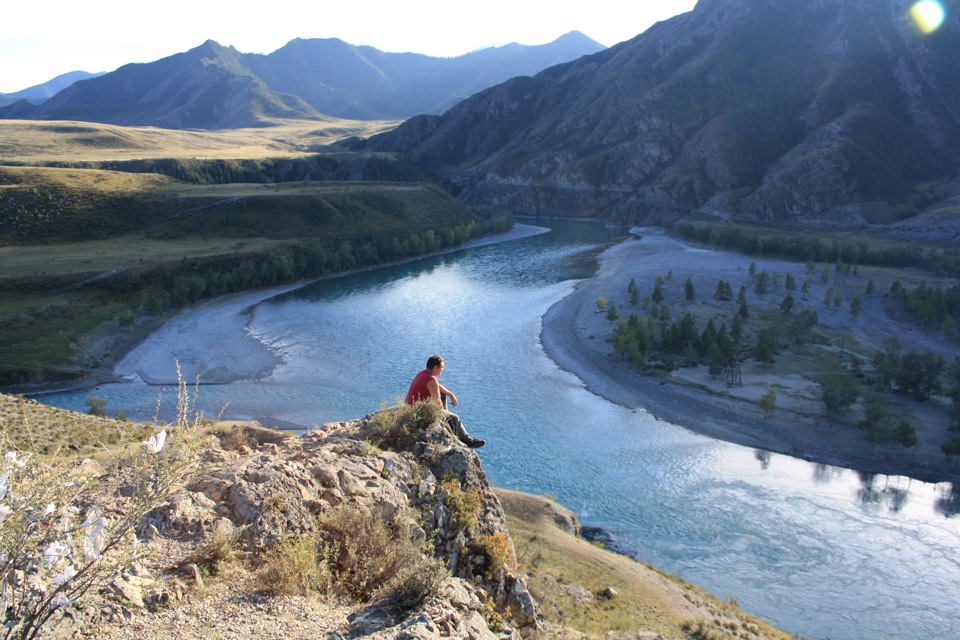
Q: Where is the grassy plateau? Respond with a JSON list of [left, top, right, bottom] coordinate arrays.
[[0, 119, 508, 387]]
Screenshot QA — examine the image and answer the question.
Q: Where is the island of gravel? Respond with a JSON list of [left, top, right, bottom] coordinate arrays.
[[540, 227, 960, 483]]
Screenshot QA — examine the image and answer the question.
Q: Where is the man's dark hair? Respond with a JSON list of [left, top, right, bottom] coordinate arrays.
[[426, 355, 444, 369]]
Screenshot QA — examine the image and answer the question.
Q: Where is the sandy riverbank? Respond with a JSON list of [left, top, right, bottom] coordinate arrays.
[[540, 229, 960, 483], [113, 223, 551, 386], [11, 224, 551, 398]]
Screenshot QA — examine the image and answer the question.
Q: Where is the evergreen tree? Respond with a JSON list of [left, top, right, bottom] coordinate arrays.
[[873, 338, 902, 391], [754, 271, 770, 296], [652, 277, 665, 304], [731, 314, 744, 343], [753, 327, 778, 364], [684, 278, 695, 301], [706, 342, 726, 377], [714, 280, 727, 301], [780, 294, 795, 315], [850, 295, 863, 318]]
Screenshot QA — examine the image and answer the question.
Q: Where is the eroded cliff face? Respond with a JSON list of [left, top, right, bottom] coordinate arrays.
[[142, 418, 542, 639], [363, 0, 960, 229]]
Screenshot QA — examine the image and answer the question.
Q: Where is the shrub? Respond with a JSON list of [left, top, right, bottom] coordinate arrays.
[[441, 476, 483, 534], [859, 393, 918, 446], [481, 532, 516, 580], [217, 425, 253, 452], [260, 536, 331, 597], [370, 400, 443, 451], [0, 365, 206, 639], [84, 395, 107, 417], [820, 374, 859, 413], [186, 520, 243, 576], [758, 388, 777, 416], [317, 503, 446, 609]]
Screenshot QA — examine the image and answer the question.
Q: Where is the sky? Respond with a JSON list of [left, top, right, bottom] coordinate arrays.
[[0, 0, 697, 94]]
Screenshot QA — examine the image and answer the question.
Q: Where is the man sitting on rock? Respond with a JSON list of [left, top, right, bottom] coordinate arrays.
[[406, 355, 485, 448]]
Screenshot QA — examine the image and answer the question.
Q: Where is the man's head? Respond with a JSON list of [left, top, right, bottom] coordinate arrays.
[[426, 355, 444, 372]]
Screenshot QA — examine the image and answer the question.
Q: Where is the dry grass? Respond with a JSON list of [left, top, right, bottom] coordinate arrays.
[[0, 392, 155, 457], [369, 400, 444, 451], [0, 119, 397, 163], [496, 489, 795, 640], [261, 536, 333, 597], [186, 519, 244, 576], [0, 235, 287, 277], [259, 503, 447, 611]]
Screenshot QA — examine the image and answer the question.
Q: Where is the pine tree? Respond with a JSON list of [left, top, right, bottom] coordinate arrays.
[[780, 294, 795, 315], [652, 278, 665, 304], [849, 295, 863, 318]]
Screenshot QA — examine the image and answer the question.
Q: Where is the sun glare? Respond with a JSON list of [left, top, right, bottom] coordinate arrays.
[[910, 1, 946, 34]]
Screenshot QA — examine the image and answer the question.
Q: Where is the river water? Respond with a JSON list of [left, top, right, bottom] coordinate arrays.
[[42, 222, 960, 639]]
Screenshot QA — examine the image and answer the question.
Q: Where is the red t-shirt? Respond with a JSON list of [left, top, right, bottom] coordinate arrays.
[[406, 369, 436, 405]]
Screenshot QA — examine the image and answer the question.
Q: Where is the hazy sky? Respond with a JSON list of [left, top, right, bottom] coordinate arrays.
[[0, 0, 697, 93]]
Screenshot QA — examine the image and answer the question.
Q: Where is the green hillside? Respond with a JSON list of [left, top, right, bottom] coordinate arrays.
[[0, 156, 510, 387]]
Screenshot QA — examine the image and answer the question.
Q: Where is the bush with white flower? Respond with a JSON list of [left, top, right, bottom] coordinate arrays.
[[0, 368, 207, 639]]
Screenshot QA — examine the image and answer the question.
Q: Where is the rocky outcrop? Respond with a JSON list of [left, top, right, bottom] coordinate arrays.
[[138, 419, 543, 638]]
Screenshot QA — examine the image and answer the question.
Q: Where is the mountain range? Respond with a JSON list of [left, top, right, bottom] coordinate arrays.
[[0, 71, 104, 105], [0, 33, 603, 129], [358, 0, 960, 227]]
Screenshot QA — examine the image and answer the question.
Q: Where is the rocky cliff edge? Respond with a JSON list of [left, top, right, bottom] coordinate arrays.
[[75, 414, 544, 639]]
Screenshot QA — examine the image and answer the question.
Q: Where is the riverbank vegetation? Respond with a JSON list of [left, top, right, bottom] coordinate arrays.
[[598, 222, 960, 469], [0, 153, 510, 388]]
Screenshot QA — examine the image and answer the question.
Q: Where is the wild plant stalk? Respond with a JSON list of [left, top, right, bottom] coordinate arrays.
[[0, 362, 207, 639]]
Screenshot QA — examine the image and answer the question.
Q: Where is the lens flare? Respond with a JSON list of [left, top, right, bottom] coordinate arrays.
[[911, 1, 946, 34]]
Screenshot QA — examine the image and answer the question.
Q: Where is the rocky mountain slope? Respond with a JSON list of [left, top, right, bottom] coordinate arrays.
[[359, 0, 960, 228], [0, 34, 603, 128]]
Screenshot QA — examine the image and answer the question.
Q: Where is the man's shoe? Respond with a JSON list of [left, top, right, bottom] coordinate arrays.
[[465, 437, 486, 448]]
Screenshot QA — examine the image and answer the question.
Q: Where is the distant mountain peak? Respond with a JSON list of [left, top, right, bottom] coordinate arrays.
[[0, 32, 604, 128], [3, 70, 104, 103]]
